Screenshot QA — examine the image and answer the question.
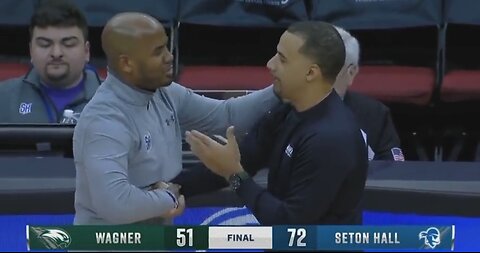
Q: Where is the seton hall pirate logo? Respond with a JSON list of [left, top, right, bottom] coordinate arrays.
[[419, 227, 441, 249]]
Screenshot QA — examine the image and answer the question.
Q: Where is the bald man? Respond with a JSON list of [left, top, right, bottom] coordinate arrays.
[[72, 12, 279, 225]]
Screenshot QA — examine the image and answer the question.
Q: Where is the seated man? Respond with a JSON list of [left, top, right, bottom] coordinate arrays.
[[0, 0, 101, 123], [333, 26, 404, 161]]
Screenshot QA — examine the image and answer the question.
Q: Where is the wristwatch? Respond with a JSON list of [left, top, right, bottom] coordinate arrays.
[[228, 171, 250, 191]]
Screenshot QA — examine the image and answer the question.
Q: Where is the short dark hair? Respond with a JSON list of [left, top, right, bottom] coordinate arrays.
[[287, 21, 345, 84], [29, 0, 89, 41]]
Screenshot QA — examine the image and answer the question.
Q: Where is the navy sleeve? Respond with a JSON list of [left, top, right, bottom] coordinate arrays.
[[236, 132, 355, 225], [171, 164, 228, 198]]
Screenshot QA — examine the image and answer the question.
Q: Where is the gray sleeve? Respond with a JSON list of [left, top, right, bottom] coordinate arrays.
[[167, 82, 280, 137], [80, 116, 176, 224]]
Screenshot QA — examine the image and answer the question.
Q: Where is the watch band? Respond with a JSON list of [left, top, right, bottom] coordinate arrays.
[[229, 171, 250, 191]]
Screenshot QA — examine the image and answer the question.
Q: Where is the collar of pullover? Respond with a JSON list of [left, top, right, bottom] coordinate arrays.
[[295, 90, 337, 120], [104, 72, 155, 107]]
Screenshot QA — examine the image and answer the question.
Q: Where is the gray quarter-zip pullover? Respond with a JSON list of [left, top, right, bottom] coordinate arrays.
[[73, 73, 278, 225]]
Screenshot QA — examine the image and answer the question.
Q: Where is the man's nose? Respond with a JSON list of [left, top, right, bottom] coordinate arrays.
[[266, 56, 275, 71], [50, 44, 64, 58], [165, 49, 174, 63]]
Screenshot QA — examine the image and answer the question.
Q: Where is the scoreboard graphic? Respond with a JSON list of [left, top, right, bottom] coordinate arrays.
[[27, 225, 455, 251]]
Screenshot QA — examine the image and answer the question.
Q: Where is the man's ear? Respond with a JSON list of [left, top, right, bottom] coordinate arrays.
[[348, 64, 359, 79], [119, 55, 133, 74], [306, 64, 322, 82], [84, 41, 91, 63], [346, 64, 359, 87]]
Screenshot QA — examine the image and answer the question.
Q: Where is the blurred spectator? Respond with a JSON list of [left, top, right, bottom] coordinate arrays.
[[334, 26, 404, 161], [0, 0, 101, 123]]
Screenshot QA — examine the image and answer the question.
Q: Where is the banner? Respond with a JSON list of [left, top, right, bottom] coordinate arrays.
[[27, 225, 455, 251], [311, 0, 443, 30], [179, 0, 308, 27]]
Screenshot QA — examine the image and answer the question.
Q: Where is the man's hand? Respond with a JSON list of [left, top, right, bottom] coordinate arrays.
[[185, 126, 244, 179], [165, 183, 181, 200], [161, 195, 185, 219], [149, 181, 169, 190], [149, 182, 185, 218], [150, 182, 181, 196]]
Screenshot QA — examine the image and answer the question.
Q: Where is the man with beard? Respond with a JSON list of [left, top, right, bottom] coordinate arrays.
[[73, 12, 279, 225], [0, 0, 101, 123], [186, 21, 368, 225]]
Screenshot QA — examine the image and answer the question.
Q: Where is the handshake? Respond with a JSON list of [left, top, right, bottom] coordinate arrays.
[[150, 181, 185, 218]]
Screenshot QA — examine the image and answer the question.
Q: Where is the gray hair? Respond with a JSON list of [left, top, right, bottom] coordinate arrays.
[[334, 26, 360, 67]]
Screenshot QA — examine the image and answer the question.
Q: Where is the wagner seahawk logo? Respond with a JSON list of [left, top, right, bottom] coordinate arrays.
[[419, 227, 441, 249], [30, 227, 71, 250]]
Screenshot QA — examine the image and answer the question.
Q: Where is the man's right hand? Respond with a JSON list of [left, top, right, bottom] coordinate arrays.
[[161, 195, 185, 218], [150, 182, 182, 199], [149, 181, 184, 218], [165, 183, 181, 200]]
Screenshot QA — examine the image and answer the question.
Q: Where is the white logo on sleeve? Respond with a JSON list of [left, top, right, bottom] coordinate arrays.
[[19, 102, 32, 115], [391, 147, 405, 161], [361, 129, 375, 161]]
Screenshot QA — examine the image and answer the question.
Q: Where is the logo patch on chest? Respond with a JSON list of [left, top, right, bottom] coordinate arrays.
[[144, 133, 152, 151], [285, 144, 294, 158], [19, 102, 32, 115]]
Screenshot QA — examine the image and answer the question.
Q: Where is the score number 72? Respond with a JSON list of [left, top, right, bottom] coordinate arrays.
[[287, 228, 307, 247]]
